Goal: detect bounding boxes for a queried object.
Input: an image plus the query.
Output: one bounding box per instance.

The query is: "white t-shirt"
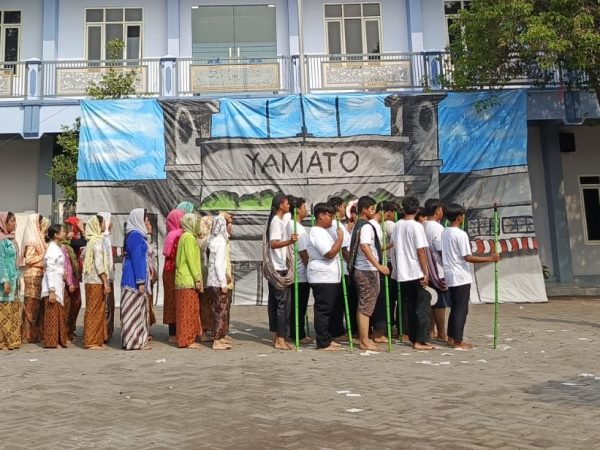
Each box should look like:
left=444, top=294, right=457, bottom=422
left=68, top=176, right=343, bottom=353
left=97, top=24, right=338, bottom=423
left=286, top=220, right=308, bottom=283
left=423, top=220, right=445, bottom=277
left=392, top=219, right=428, bottom=282
left=328, top=219, right=351, bottom=275
left=307, top=226, right=341, bottom=284
left=269, top=215, right=288, bottom=271
left=441, top=227, right=473, bottom=287
left=354, top=222, right=379, bottom=271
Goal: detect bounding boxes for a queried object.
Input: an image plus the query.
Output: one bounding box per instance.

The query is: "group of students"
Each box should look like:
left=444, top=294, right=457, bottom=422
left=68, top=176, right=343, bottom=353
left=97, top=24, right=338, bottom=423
left=0, top=202, right=235, bottom=352
left=264, top=194, right=499, bottom=352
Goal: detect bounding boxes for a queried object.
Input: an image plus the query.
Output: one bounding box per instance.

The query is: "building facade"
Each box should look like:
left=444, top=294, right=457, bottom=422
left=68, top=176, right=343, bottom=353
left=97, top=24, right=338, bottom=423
left=0, top=0, right=598, bottom=293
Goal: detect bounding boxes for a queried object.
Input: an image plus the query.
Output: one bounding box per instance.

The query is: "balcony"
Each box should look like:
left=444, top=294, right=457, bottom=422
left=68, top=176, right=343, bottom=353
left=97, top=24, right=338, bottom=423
left=0, top=53, right=575, bottom=100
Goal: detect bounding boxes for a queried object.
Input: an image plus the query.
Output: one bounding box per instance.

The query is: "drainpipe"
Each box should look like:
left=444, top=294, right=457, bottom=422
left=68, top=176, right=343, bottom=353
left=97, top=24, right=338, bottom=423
left=297, top=0, right=306, bottom=94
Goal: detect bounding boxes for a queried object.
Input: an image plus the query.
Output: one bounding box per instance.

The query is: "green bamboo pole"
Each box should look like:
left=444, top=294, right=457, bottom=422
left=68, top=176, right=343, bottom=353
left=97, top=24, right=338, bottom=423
left=293, top=209, right=300, bottom=351
left=493, top=203, right=500, bottom=349
left=336, top=218, right=354, bottom=352
left=380, top=211, right=393, bottom=352
left=394, top=211, right=403, bottom=342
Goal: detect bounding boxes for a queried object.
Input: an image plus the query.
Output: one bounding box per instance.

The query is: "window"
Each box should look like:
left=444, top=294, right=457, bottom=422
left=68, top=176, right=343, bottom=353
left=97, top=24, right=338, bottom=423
left=85, top=8, right=143, bottom=60
left=502, top=216, right=535, bottom=234
left=580, top=176, right=600, bottom=243
left=324, top=3, right=382, bottom=55
left=444, top=1, right=471, bottom=47
left=0, top=10, right=21, bottom=71
left=467, top=218, right=492, bottom=237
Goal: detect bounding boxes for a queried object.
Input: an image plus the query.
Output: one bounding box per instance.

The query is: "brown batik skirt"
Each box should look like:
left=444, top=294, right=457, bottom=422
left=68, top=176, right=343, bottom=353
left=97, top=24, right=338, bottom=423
left=21, top=275, right=43, bottom=343
left=175, top=288, right=200, bottom=348
left=0, top=301, right=21, bottom=350
left=162, top=270, right=176, bottom=325
left=43, top=298, right=69, bottom=348
left=206, top=287, right=229, bottom=340
left=83, top=284, right=108, bottom=348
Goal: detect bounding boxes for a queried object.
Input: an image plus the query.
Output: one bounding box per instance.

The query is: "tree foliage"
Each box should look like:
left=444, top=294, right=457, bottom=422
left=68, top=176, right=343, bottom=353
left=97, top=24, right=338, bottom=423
left=49, top=38, right=138, bottom=202
left=444, top=0, right=600, bottom=103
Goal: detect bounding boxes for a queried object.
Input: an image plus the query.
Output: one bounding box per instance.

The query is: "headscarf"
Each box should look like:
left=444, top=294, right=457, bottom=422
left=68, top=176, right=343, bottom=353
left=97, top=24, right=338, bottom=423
left=0, top=211, right=21, bottom=266
left=208, top=216, right=228, bottom=252
left=64, top=216, right=81, bottom=239
left=126, top=208, right=147, bottom=236
left=97, top=212, right=114, bottom=271
left=177, top=201, right=195, bottom=214
left=163, top=209, right=185, bottom=257
left=83, top=215, right=109, bottom=276
left=181, top=213, right=201, bottom=237
left=200, top=215, right=213, bottom=240
left=21, top=213, right=46, bottom=258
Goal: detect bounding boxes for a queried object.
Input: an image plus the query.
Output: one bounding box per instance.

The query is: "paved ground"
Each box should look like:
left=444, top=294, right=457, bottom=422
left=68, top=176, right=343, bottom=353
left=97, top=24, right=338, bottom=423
left=1, top=298, right=600, bottom=449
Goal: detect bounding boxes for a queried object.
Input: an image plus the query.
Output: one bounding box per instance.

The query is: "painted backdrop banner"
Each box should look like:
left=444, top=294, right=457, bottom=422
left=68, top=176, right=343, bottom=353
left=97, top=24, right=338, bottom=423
left=77, top=91, right=547, bottom=305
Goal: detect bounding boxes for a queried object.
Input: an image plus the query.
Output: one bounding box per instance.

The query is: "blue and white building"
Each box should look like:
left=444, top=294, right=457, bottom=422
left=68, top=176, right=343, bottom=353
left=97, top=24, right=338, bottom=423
left=0, top=0, right=598, bottom=293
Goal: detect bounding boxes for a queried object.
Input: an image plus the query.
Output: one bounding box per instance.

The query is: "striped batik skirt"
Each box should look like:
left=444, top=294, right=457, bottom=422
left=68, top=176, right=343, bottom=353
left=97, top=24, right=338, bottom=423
left=0, top=301, right=21, bottom=350
left=120, top=289, right=149, bottom=350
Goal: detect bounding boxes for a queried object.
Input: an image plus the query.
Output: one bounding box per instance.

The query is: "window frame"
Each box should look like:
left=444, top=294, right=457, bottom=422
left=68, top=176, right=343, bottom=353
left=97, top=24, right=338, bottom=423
left=444, top=0, right=471, bottom=47
left=0, top=9, right=22, bottom=72
left=579, top=175, right=600, bottom=245
left=84, top=7, right=144, bottom=61
left=323, top=3, right=383, bottom=56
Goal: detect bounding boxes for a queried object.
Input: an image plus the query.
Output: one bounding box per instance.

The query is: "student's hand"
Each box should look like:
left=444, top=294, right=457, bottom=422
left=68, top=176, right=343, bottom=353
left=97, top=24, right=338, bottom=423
left=104, top=283, right=112, bottom=295
left=138, top=284, right=146, bottom=295
left=378, top=265, right=390, bottom=276
left=49, top=291, right=57, bottom=304
left=221, top=286, right=228, bottom=294
left=3, top=282, right=11, bottom=295
left=290, top=234, right=299, bottom=244
left=420, top=275, right=429, bottom=287
left=68, top=285, right=76, bottom=294
left=490, top=253, right=500, bottom=263
left=195, top=281, right=204, bottom=293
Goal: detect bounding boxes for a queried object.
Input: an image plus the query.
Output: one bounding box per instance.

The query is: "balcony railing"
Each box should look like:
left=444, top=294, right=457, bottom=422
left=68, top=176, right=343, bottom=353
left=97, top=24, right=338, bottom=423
left=0, top=53, right=579, bottom=100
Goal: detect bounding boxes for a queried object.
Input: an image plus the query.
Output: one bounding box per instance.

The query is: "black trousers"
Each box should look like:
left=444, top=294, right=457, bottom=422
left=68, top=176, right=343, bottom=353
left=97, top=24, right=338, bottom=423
left=372, top=276, right=397, bottom=333
left=343, top=274, right=359, bottom=336
left=268, top=276, right=291, bottom=338
left=447, top=283, right=471, bottom=342
left=290, top=282, right=311, bottom=340
left=400, top=279, right=430, bottom=344
left=330, top=280, right=346, bottom=338
left=312, top=283, right=339, bottom=349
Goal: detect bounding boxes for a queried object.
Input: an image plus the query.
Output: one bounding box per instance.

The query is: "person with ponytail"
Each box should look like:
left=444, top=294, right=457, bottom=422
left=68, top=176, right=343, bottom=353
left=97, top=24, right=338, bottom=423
left=82, top=215, right=110, bottom=350
left=41, top=224, right=69, bottom=348
left=121, top=208, right=152, bottom=350
left=0, top=212, right=21, bottom=350
left=263, top=192, right=297, bottom=351
left=21, top=213, right=50, bottom=343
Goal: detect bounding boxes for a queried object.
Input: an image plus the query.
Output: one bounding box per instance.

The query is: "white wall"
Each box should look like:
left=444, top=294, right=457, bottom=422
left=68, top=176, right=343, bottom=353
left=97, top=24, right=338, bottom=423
left=302, top=0, right=408, bottom=54
left=179, top=0, right=290, bottom=57
left=527, top=126, right=554, bottom=276
left=1, top=0, right=43, bottom=60
left=0, top=139, right=40, bottom=213
left=422, top=0, right=446, bottom=51
left=57, top=0, right=167, bottom=59
left=560, top=125, right=600, bottom=277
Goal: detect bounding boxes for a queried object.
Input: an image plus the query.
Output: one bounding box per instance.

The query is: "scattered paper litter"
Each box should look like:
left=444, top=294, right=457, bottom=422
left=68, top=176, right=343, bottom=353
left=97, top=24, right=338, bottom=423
left=460, top=361, right=469, bottom=364
left=415, top=360, right=439, bottom=366
left=477, top=359, right=488, bottom=363
left=439, top=361, right=451, bottom=365
left=257, top=354, right=268, bottom=357
left=441, top=352, right=454, bottom=356
left=560, top=329, right=569, bottom=332
left=545, top=330, right=556, bottom=333
left=541, top=350, right=546, bottom=354
left=28, top=359, right=38, bottom=362
left=345, top=408, right=363, bottom=413
left=244, top=328, right=254, bottom=332
left=336, top=390, right=351, bottom=394
left=125, top=395, right=131, bottom=399
left=485, top=335, right=494, bottom=338
left=577, top=338, right=591, bottom=341
left=519, top=306, right=524, bottom=309
left=346, top=393, right=362, bottom=397
left=169, top=386, right=173, bottom=390
left=359, top=350, right=380, bottom=356
left=400, top=352, right=411, bottom=356
left=155, top=358, right=166, bottom=363
left=504, top=338, right=514, bottom=342
left=228, top=330, right=239, bottom=335
left=580, top=374, right=595, bottom=378
left=498, top=345, right=512, bottom=352
left=561, top=382, right=578, bottom=386
left=595, top=377, right=600, bottom=381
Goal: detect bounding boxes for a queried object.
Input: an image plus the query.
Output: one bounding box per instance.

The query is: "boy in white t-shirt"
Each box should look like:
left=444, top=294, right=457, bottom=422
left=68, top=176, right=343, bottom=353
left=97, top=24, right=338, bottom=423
left=391, top=196, right=433, bottom=350
left=306, top=203, right=344, bottom=350
left=286, top=196, right=313, bottom=345
left=441, top=203, right=500, bottom=350
left=423, top=198, right=450, bottom=342
left=326, top=196, right=349, bottom=340
left=266, top=193, right=298, bottom=351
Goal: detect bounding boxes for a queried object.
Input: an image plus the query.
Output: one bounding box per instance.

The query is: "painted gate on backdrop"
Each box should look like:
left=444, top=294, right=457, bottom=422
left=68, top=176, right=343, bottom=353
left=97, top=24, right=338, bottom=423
left=76, top=91, right=547, bottom=305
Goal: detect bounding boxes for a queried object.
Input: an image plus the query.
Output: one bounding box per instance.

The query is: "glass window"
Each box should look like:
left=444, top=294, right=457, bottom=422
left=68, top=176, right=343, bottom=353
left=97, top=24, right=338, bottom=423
left=0, top=10, right=20, bottom=64
left=322, top=3, right=382, bottom=55
left=365, top=20, right=380, bottom=53
left=344, top=4, right=362, bottom=17
left=324, top=4, right=342, bottom=18
left=3, top=11, right=21, bottom=24
left=327, top=21, right=342, bottom=54
left=85, top=8, right=143, bottom=60
left=4, top=28, right=18, bottom=61
left=363, top=4, right=380, bottom=16
left=580, top=177, right=600, bottom=242
left=445, top=1, right=471, bottom=45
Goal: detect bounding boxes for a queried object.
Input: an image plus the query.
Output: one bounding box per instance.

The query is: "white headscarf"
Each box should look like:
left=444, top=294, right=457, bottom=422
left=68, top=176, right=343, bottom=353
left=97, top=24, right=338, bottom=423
left=126, top=208, right=147, bottom=236
left=208, top=215, right=228, bottom=253
left=97, top=212, right=114, bottom=270
left=21, top=213, right=46, bottom=258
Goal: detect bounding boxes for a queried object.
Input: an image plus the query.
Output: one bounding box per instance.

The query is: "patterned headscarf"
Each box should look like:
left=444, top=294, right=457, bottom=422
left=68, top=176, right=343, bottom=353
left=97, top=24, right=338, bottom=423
left=208, top=216, right=228, bottom=253
left=181, top=213, right=201, bottom=237
left=21, top=213, right=46, bottom=258
left=126, top=208, right=147, bottom=236
left=177, top=201, right=195, bottom=214
left=163, top=209, right=185, bottom=257
left=199, top=215, right=213, bottom=240
left=0, top=211, right=21, bottom=266
left=84, top=215, right=109, bottom=277
left=97, top=212, right=114, bottom=271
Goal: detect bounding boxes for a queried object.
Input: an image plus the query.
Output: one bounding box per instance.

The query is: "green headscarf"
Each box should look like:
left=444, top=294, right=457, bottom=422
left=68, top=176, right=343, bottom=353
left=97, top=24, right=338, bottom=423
left=177, top=201, right=195, bottom=214
left=181, top=213, right=201, bottom=237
